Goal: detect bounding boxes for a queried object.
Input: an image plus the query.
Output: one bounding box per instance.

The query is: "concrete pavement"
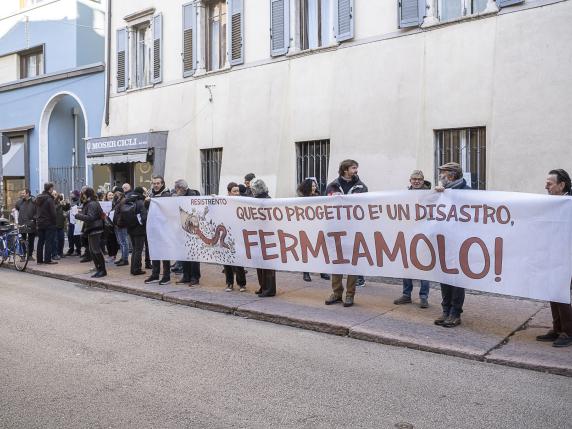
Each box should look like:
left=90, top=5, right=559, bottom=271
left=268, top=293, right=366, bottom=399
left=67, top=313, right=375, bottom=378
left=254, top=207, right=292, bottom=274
left=4, top=256, right=571, bottom=377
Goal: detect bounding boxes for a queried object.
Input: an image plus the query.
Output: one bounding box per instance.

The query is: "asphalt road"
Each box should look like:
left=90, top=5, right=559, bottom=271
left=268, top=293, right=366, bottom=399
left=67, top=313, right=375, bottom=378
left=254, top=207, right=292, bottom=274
left=1, top=270, right=570, bottom=429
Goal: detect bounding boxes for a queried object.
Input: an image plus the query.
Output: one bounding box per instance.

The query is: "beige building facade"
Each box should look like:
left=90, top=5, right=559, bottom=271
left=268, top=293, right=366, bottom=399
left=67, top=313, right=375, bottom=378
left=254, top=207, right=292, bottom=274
left=102, top=0, right=572, bottom=196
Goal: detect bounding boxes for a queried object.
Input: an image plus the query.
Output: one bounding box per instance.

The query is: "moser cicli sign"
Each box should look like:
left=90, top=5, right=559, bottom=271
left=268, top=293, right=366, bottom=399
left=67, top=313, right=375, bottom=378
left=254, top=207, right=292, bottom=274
left=148, top=190, right=572, bottom=304
left=86, top=133, right=149, bottom=155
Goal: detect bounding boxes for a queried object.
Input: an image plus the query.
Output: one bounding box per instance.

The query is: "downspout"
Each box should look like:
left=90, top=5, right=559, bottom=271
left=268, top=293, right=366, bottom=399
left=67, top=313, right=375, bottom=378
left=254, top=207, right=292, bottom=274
left=104, top=0, right=111, bottom=126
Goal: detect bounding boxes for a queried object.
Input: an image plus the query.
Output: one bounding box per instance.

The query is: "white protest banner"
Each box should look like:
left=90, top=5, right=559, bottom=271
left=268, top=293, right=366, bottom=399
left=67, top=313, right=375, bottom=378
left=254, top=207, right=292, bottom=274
left=147, top=191, right=572, bottom=303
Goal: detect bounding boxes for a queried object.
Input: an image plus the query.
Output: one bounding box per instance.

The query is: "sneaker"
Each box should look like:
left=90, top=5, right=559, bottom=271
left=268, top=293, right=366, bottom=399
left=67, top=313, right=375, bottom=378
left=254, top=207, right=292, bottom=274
left=144, top=276, right=159, bottom=284
left=552, top=333, right=572, bottom=347
left=419, top=298, right=429, bottom=309
left=52, top=255, right=60, bottom=261
left=225, top=284, right=233, bottom=292
left=356, top=277, right=366, bottom=287
left=434, top=314, right=448, bottom=326
left=189, top=279, right=199, bottom=286
left=159, top=278, right=171, bottom=285
left=239, top=286, right=247, bottom=292
left=394, top=295, right=412, bottom=305
left=536, top=330, right=559, bottom=342
left=303, top=272, right=311, bottom=282
left=325, top=294, right=343, bottom=305
left=443, top=316, right=462, bottom=328
left=320, top=273, right=331, bottom=280
left=343, top=296, right=354, bottom=307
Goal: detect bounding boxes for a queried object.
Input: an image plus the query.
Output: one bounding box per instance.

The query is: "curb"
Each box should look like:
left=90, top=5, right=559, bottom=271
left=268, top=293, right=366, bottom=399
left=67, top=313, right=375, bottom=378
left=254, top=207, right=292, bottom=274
left=20, top=266, right=572, bottom=378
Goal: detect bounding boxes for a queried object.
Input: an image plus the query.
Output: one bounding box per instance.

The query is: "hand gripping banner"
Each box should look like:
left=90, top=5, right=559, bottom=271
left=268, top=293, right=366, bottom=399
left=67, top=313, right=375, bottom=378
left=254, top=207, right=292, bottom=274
left=147, top=191, right=572, bottom=303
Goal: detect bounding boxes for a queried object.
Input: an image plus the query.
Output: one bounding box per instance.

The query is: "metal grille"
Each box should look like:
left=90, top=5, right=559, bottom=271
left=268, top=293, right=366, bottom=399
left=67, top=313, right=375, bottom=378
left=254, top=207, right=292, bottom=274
left=435, top=127, right=486, bottom=190
left=231, top=12, right=242, bottom=61
left=48, top=166, right=86, bottom=199
left=201, top=148, right=223, bottom=195
left=183, top=29, right=193, bottom=72
left=296, top=140, right=330, bottom=195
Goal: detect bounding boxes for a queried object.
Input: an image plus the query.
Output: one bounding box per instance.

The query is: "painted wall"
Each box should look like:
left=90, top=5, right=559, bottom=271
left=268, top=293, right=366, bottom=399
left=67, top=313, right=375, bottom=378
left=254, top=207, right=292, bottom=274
left=0, top=53, right=18, bottom=82
left=105, top=0, right=572, bottom=196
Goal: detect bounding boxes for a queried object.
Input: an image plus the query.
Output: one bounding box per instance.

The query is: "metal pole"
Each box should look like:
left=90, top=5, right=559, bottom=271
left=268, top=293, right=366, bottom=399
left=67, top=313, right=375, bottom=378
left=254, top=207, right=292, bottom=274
left=0, top=134, right=4, bottom=218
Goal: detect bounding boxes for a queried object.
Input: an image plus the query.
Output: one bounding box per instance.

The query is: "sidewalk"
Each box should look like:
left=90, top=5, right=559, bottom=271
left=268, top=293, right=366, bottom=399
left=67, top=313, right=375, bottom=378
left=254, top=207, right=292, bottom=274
left=9, top=257, right=572, bottom=377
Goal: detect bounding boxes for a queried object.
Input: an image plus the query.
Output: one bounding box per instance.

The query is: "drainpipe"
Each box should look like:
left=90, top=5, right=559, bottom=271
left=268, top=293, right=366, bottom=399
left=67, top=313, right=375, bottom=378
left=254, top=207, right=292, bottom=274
left=0, top=134, right=4, bottom=218
left=104, top=0, right=111, bottom=126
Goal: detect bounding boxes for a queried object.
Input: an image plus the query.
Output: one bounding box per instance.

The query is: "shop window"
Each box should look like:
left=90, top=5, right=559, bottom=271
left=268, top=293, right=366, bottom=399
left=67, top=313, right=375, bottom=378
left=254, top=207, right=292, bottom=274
left=206, top=0, right=228, bottom=71
left=19, top=47, right=44, bottom=79
left=296, top=139, right=330, bottom=195
left=299, top=0, right=335, bottom=50
left=201, top=148, right=223, bottom=195
left=435, top=127, right=486, bottom=190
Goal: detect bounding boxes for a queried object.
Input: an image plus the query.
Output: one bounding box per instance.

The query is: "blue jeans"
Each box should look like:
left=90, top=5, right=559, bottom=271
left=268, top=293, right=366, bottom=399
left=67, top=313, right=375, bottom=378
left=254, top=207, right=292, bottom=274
left=115, top=227, right=129, bottom=262
left=402, top=278, right=430, bottom=299
left=37, top=226, right=56, bottom=263
left=53, top=228, right=65, bottom=257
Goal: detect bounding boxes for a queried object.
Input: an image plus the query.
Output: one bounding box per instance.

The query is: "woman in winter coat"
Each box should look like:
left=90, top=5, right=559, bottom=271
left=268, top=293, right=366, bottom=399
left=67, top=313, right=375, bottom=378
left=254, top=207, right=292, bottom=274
left=251, top=178, right=276, bottom=297
left=297, top=178, right=330, bottom=283
left=75, top=187, right=106, bottom=278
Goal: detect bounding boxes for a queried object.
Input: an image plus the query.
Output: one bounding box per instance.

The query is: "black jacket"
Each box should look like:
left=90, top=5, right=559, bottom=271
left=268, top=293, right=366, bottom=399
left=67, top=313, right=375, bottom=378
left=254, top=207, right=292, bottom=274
left=75, top=200, right=104, bottom=235
left=15, top=197, right=37, bottom=232
left=125, top=193, right=148, bottom=236
left=182, top=188, right=200, bottom=197
left=145, top=186, right=171, bottom=210
left=408, top=180, right=432, bottom=190
left=35, top=191, right=56, bottom=230
left=326, top=175, right=368, bottom=195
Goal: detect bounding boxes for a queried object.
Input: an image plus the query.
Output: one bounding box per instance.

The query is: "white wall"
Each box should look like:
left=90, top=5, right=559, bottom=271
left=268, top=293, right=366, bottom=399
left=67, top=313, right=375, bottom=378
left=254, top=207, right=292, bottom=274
left=105, top=0, right=572, bottom=196
left=0, top=53, right=18, bottom=82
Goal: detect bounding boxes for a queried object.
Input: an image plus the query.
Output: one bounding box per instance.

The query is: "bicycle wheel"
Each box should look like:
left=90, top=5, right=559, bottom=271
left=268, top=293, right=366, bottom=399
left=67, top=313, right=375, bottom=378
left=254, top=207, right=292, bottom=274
left=11, top=237, right=29, bottom=271
left=0, top=238, right=7, bottom=267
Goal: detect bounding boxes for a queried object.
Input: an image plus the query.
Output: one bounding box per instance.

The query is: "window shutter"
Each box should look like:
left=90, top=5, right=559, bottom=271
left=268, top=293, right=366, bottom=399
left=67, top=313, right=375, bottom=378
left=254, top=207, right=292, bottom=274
left=228, top=0, right=244, bottom=66
left=270, top=0, right=289, bottom=57
left=152, top=13, right=162, bottom=84
left=496, top=0, right=524, bottom=7
left=116, top=27, right=128, bottom=92
left=182, top=2, right=197, bottom=77
left=335, top=0, right=354, bottom=42
left=398, top=0, right=425, bottom=28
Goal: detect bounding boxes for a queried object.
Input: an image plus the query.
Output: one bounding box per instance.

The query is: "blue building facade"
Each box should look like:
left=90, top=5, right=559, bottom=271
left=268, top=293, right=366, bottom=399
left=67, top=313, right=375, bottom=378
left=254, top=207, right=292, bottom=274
left=0, top=0, right=105, bottom=214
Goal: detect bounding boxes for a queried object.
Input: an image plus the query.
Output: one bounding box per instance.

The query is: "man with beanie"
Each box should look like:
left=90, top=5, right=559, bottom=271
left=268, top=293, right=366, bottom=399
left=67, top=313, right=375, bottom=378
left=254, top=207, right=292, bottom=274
left=123, top=186, right=147, bottom=275
left=35, top=182, right=58, bottom=265
left=434, top=162, right=470, bottom=328
left=145, top=176, right=172, bottom=285
left=15, top=189, right=37, bottom=260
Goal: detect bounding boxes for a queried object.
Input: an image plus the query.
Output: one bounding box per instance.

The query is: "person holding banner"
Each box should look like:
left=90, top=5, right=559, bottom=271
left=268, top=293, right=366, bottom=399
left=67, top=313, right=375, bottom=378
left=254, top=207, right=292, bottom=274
left=122, top=187, right=148, bottom=276
left=251, top=178, right=277, bottom=297
left=536, top=169, right=572, bottom=347
left=223, top=182, right=247, bottom=292
left=325, top=159, right=368, bottom=307
left=145, top=176, right=172, bottom=285
left=434, top=162, right=470, bottom=328
left=394, top=170, right=432, bottom=308
left=74, top=188, right=106, bottom=278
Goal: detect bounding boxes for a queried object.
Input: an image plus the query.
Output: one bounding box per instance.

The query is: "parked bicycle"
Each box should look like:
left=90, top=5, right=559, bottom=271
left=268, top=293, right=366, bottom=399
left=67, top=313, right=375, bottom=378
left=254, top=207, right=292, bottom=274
left=0, top=218, right=29, bottom=272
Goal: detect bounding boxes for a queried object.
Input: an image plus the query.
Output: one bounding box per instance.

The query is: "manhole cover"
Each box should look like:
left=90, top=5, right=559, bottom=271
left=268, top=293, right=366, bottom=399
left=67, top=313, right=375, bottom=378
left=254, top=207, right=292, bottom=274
left=395, top=423, right=414, bottom=429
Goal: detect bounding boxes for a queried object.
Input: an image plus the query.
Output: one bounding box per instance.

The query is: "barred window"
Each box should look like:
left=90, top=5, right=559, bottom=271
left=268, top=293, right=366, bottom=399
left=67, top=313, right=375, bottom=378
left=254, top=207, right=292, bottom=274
left=296, top=140, right=330, bottom=195
left=435, top=127, right=486, bottom=190
left=201, top=148, right=223, bottom=195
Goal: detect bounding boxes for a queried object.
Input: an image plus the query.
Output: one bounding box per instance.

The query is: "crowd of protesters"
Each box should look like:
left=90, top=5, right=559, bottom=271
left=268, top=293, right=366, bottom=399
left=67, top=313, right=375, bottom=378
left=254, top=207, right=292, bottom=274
left=9, top=161, right=572, bottom=347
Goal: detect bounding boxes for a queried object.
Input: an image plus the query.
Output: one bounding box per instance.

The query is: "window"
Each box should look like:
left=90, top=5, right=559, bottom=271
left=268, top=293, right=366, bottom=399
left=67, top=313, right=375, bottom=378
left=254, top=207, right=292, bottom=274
left=132, top=21, right=152, bottom=87
left=435, top=128, right=486, bottom=190
left=296, top=140, right=330, bottom=195
left=438, top=0, right=489, bottom=21
left=19, top=47, right=43, bottom=79
left=299, top=0, right=334, bottom=50
left=201, top=148, right=223, bottom=195
left=206, top=0, right=227, bottom=71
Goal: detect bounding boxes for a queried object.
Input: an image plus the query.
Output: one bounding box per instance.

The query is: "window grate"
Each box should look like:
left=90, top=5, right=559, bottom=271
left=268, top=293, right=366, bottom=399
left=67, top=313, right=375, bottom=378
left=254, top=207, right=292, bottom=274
left=296, top=140, right=330, bottom=195
left=201, top=148, right=223, bottom=195
left=435, top=127, right=486, bottom=190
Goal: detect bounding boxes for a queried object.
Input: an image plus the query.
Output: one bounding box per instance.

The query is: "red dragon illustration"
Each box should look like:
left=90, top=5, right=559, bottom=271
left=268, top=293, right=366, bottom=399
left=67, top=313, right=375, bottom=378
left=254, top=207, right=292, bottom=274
left=179, top=207, right=230, bottom=249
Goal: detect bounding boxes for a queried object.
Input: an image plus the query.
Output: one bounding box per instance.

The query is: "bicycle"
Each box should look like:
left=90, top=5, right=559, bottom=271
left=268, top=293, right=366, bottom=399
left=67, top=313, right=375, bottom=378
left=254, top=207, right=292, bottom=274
left=0, top=221, right=29, bottom=272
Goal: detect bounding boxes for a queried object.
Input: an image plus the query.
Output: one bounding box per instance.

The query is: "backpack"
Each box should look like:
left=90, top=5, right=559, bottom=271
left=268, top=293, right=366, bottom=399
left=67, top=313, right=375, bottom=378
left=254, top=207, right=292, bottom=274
left=120, top=200, right=139, bottom=227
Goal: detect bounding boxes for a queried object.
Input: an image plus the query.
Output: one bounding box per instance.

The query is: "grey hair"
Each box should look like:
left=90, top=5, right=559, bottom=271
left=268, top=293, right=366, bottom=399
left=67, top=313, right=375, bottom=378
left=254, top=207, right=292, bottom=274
left=174, top=179, right=188, bottom=190
left=250, top=178, right=268, bottom=196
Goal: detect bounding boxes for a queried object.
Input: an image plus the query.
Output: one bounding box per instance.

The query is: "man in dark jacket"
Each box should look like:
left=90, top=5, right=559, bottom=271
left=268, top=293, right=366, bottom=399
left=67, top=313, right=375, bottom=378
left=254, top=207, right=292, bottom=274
left=173, top=179, right=202, bottom=285
left=124, top=187, right=147, bottom=275
left=145, top=176, right=172, bottom=285
left=15, top=189, right=36, bottom=260
left=250, top=178, right=276, bottom=297
left=434, top=162, right=471, bottom=328
left=394, top=170, right=432, bottom=308
left=325, top=159, right=368, bottom=307
left=35, top=182, right=57, bottom=264
left=536, top=169, right=572, bottom=347
left=243, top=173, right=255, bottom=197
left=112, top=187, right=129, bottom=266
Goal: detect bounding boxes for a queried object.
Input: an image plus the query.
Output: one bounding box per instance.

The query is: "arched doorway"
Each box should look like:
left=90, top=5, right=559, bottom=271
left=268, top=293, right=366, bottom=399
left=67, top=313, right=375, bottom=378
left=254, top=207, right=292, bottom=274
left=38, top=91, right=89, bottom=197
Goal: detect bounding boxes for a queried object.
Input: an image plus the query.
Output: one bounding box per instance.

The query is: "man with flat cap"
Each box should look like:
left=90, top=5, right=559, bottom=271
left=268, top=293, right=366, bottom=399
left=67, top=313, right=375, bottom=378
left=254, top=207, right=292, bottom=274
left=434, top=162, right=470, bottom=328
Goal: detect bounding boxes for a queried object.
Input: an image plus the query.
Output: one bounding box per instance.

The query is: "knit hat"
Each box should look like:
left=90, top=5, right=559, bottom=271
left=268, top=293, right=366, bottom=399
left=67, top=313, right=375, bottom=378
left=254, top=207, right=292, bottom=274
left=71, top=190, right=80, bottom=198
left=133, top=186, right=145, bottom=195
